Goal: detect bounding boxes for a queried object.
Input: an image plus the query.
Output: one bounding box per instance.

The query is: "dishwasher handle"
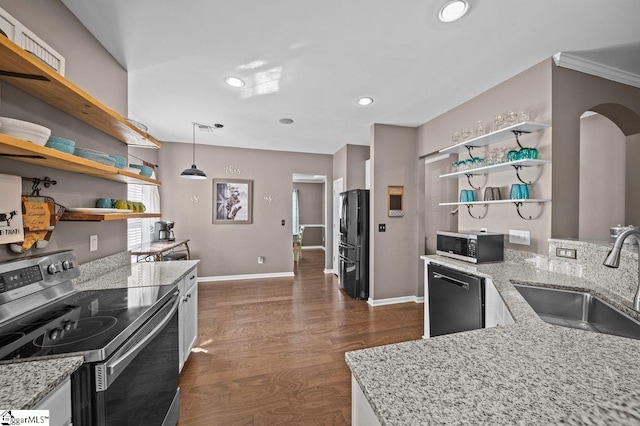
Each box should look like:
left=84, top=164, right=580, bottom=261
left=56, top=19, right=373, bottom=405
left=433, top=273, right=470, bottom=290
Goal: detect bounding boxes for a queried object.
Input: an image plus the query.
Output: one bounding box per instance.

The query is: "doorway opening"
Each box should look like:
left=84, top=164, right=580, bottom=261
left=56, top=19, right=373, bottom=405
left=292, top=174, right=327, bottom=273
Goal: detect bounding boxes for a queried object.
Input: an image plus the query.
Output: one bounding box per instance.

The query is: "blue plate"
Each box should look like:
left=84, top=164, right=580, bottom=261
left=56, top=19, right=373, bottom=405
left=129, top=164, right=153, bottom=177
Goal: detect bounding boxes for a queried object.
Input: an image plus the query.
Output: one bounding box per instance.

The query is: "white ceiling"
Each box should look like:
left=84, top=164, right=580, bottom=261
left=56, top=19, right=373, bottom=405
left=61, top=0, right=640, bottom=155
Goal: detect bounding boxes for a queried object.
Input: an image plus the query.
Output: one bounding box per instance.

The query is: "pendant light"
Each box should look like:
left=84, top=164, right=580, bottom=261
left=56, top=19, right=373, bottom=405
left=180, top=122, right=222, bottom=179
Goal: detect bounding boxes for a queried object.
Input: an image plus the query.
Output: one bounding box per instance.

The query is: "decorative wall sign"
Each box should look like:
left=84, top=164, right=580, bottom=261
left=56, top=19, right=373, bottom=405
left=264, top=196, right=274, bottom=203
left=225, top=165, right=243, bottom=175
left=213, top=178, right=253, bottom=224
left=0, top=173, right=24, bottom=244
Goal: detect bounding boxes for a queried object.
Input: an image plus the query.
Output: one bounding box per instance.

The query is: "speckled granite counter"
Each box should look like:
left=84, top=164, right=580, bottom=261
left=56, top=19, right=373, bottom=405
left=73, top=259, right=200, bottom=291
left=0, top=356, right=83, bottom=409
left=0, top=257, right=199, bottom=410
left=346, top=256, right=640, bottom=425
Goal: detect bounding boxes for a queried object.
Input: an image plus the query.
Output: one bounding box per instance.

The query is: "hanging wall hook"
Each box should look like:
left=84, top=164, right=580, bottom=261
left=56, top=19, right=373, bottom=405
left=23, top=176, right=57, bottom=196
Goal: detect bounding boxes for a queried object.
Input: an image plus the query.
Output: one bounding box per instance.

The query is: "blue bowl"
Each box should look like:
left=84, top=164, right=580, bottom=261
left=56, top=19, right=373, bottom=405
left=129, top=164, right=153, bottom=177
left=108, top=155, right=127, bottom=169
left=45, top=140, right=75, bottom=154
left=47, top=136, right=76, bottom=147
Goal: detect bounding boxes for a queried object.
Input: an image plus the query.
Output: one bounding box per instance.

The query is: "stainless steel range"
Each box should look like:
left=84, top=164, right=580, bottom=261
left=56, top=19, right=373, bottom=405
left=0, top=250, right=180, bottom=426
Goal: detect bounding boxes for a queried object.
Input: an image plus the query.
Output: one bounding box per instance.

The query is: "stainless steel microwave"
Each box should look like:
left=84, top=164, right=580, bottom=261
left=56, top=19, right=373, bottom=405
left=436, top=231, right=504, bottom=263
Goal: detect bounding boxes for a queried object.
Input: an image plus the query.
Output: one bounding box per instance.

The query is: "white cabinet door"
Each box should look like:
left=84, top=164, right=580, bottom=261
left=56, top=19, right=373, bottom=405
left=182, top=281, right=198, bottom=364
left=485, top=278, right=514, bottom=327
left=179, top=267, right=198, bottom=372
left=34, top=378, right=71, bottom=426
left=351, top=375, right=382, bottom=426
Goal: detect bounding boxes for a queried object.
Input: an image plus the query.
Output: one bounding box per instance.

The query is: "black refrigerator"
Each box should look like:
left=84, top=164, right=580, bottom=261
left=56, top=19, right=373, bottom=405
left=339, top=189, right=369, bottom=300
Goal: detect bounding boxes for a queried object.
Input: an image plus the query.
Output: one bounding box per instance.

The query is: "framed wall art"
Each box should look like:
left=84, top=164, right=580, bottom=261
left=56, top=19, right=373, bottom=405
left=213, top=178, right=253, bottom=224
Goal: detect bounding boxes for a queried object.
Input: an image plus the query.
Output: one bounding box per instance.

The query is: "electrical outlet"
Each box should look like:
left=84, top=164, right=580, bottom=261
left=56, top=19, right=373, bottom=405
left=379, top=224, right=386, bottom=232
left=258, top=256, right=265, bottom=264
left=508, top=230, right=530, bottom=245
left=556, top=248, right=577, bottom=259
left=282, top=219, right=285, bottom=226
left=90, top=235, right=98, bottom=252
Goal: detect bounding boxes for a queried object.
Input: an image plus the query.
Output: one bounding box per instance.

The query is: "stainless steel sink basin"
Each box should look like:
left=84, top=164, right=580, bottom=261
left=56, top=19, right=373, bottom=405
left=514, top=284, right=640, bottom=340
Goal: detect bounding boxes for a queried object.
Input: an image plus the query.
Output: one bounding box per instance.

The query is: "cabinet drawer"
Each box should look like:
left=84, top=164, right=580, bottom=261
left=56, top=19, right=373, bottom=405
left=183, top=268, right=198, bottom=293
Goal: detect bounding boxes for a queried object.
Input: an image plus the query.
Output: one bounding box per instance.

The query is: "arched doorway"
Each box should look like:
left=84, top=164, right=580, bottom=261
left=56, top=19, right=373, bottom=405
left=578, top=103, right=640, bottom=241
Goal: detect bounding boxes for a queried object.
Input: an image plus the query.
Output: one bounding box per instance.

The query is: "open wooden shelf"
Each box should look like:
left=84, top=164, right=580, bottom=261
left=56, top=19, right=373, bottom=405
left=0, top=134, right=161, bottom=185
left=0, top=37, right=160, bottom=148
left=61, top=212, right=161, bottom=222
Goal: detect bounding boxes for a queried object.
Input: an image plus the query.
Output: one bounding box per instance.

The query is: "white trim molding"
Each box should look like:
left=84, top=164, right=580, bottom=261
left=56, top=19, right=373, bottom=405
left=367, top=295, right=424, bottom=306
left=302, top=245, right=325, bottom=250
left=323, top=268, right=335, bottom=274
left=199, top=272, right=295, bottom=282
left=553, top=52, right=640, bottom=89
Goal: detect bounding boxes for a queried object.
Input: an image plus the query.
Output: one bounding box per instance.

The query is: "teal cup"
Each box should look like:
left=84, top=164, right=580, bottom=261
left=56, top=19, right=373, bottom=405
left=519, top=184, right=529, bottom=199
left=96, top=198, right=114, bottom=208
left=510, top=184, right=522, bottom=200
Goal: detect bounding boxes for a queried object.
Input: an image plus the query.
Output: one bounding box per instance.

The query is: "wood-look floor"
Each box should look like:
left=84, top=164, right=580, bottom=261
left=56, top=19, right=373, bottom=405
left=178, top=249, right=424, bottom=425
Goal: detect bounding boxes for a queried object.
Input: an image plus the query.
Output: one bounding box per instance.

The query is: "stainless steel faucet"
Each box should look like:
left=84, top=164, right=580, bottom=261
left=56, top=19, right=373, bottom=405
left=604, top=228, right=640, bottom=311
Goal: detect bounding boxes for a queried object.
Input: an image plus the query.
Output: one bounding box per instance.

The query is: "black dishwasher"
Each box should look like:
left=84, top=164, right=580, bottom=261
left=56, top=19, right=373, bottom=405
left=428, top=264, right=485, bottom=337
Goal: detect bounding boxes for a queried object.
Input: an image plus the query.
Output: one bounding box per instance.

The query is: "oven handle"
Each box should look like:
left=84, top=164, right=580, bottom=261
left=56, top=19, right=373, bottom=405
left=103, top=291, right=180, bottom=385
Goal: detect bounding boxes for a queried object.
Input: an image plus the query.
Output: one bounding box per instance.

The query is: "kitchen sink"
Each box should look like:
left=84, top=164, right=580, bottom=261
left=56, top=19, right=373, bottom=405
left=514, top=284, right=640, bottom=340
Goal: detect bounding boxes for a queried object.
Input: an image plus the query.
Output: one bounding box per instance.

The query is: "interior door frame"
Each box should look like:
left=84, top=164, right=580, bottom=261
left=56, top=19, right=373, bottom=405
left=333, top=178, right=343, bottom=276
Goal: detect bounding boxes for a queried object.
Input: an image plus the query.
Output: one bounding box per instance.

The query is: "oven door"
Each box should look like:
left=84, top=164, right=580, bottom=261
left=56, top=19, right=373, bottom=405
left=73, top=291, right=180, bottom=426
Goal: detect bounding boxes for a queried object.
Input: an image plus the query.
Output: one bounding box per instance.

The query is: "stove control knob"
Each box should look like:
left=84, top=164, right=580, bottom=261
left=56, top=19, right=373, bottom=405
left=63, top=321, right=73, bottom=331
left=47, top=263, right=60, bottom=274
left=62, top=260, right=71, bottom=270
left=49, top=328, right=61, bottom=340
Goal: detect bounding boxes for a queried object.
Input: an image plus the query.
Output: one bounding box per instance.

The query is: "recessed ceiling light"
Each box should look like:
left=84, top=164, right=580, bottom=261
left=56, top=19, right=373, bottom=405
left=438, top=0, right=469, bottom=23
left=224, top=76, right=245, bottom=88
left=356, top=97, right=374, bottom=106
left=279, top=118, right=294, bottom=124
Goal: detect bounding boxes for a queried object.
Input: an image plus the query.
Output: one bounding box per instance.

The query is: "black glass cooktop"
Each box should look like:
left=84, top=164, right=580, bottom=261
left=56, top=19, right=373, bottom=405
left=0, top=285, right=176, bottom=361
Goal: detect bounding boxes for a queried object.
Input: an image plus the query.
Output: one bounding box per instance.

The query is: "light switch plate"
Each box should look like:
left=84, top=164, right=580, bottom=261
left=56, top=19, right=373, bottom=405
left=90, top=235, right=98, bottom=252
left=509, top=230, right=530, bottom=245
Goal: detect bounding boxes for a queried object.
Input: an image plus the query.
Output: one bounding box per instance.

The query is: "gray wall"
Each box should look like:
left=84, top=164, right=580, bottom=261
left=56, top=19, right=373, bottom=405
left=551, top=65, right=640, bottom=240
left=294, top=182, right=324, bottom=247
left=0, top=0, right=129, bottom=264
left=579, top=113, right=626, bottom=241
left=418, top=59, right=553, bottom=254
left=370, top=124, right=420, bottom=300
left=158, top=142, right=332, bottom=277
left=626, top=133, right=640, bottom=226
left=332, top=144, right=370, bottom=191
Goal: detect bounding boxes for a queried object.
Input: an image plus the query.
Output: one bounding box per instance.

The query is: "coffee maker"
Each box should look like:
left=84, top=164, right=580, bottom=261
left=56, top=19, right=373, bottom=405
left=154, top=221, right=175, bottom=242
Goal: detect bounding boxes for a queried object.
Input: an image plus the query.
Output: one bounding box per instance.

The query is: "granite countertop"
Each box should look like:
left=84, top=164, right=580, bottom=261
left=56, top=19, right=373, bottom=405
left=74, top=259, right=200, bottom=291
left=0, top=259, right=199, bottom=410
left=0, top=356, right=84, bottom=409
left=346, top=256, right=640, bottom=425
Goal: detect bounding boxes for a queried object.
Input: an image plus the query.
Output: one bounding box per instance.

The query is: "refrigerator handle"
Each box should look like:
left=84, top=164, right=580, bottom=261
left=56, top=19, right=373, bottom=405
left=340, top=195, right=347, bottom=234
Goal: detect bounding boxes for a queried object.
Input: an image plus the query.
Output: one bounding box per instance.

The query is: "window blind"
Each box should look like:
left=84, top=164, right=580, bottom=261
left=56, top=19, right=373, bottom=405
left=127, top=184, right=144, bottom=250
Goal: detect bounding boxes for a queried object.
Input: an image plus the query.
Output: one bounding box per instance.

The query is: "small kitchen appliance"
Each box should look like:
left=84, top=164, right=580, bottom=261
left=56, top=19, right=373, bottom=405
left=436, top=230, right=504, bottom=263
left=155, top=220, right=176, bottom=242
left=0, top=250, right=180, bottom=425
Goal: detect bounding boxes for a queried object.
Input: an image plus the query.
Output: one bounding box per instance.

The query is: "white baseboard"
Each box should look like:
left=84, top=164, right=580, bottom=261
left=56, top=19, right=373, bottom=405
left=323, top=269, right=336, bottom=274
left=199, top=272, right=295, bottom=282
left=367, top=295, right=424, bottom=306
left=302, top=246, right=325, bottom=250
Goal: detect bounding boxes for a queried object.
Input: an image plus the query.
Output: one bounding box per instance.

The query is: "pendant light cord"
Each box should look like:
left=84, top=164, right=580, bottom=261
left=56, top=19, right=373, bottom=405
left=192, top=122, right=196, bottom=164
